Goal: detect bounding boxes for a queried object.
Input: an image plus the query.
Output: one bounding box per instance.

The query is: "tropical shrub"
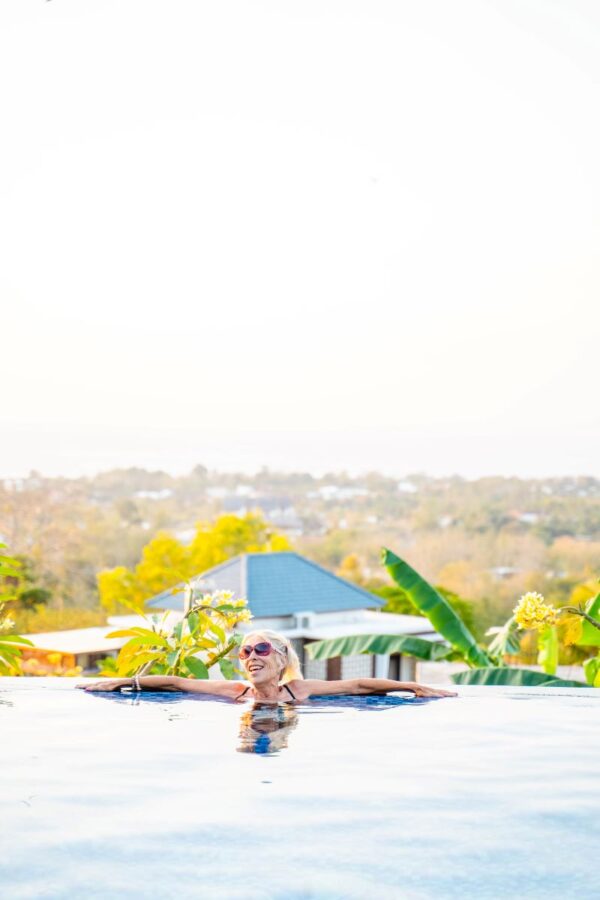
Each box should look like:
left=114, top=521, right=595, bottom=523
left=549, top=592, right=600, bottom=686
left=95, top=655, right=119, bottom=676
left=0, top=544, right=33, bottom=674
left=306, top=547, right=594, bottom=687
left=105, top=582, right=252, bottom=679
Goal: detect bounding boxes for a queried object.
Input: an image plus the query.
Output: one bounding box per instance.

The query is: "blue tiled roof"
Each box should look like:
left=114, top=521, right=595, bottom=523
left=146, top=552, right=383, bottom=617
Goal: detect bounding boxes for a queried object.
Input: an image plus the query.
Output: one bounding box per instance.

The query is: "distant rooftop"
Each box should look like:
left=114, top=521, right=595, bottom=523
left=22, top=627, right=127, bottom=655
left=21, top=613, right=183, bottom=655
left=146, top=551, right=384, bottom=618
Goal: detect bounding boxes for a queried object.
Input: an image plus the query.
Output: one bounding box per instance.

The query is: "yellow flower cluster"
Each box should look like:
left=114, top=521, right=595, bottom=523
left=228, top=597, right=252, bottom=622
left=232, top=609, right=252, bottom=623
left=513, top=592, right=558, bottom=630
left=200, top=590, right=253, bottom=627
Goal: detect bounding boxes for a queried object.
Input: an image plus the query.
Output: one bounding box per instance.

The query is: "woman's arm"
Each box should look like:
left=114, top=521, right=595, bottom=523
left=295, top=678, right=457, bottom=699
left=77, top=676, right=245, bottom=699
left=77, top=676, right=179, bottom=692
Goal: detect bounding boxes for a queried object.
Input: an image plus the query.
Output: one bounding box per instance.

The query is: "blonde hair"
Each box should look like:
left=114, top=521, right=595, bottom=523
left=241, top=630, right=303, bottom=683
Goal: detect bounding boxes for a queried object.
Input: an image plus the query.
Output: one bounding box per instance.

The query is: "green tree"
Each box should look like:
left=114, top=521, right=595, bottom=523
left=1, top=554, right=52, bottom=611
left=373, top=583, right=477, bottom=637
left=0, top=544, right=33, bottom=674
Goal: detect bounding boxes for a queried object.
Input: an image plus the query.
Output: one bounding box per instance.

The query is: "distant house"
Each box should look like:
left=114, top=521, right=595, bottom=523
left=147, top=551, right=439, bottom=681
left=20, top=613, right=182, bottom=674
left=309, top=485, right=370, bottom=502
left=489, top=566, right=519, bottom=581
left=220, top=495, right=303, bottom=534
left=21, top=626, right=127, bottom=674
left=134, top=489, right=173, bottom=501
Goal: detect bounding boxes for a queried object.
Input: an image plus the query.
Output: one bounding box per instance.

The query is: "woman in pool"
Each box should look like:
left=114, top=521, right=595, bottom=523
left=79, top=630, right=457, bottom=702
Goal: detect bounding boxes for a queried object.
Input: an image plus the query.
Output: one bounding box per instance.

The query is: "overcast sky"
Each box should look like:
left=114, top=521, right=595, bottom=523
left=1, top=1, right=599, bottom=479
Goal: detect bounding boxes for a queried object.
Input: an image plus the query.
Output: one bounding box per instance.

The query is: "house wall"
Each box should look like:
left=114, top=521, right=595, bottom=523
left=388, top=654, right=417, bottom=681
left=303, top=657, right=327, bottom=679
left=341, top=655, right=373, bottom=679
left=301, top=654, right=373, bottom=680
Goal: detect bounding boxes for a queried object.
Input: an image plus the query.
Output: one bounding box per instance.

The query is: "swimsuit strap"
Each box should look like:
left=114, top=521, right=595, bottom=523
left=238, top=684, right=296, bottom=700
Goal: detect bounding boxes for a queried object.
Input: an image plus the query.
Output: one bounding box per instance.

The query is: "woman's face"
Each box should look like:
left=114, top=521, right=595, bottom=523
left=239, top=636, right=284, bottom=685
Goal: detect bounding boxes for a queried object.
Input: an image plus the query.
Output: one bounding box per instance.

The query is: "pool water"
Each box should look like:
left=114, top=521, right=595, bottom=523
left=2, top=679, right=600, bottom=899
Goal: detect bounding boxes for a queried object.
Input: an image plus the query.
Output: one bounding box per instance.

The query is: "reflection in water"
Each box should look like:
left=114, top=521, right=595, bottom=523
left=80, top=689, right=427, bottom=756
left=237, top=702, right=299, bottom=755
left=309, top=694, right=429, bottom=710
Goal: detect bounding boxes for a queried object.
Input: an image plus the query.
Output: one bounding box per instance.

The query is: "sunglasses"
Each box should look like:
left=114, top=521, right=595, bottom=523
left=239, top=641, right=274, bottom=660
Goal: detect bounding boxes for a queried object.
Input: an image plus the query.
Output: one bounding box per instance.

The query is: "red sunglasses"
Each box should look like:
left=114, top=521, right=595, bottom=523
left=239, top=641, right=274, bottom=660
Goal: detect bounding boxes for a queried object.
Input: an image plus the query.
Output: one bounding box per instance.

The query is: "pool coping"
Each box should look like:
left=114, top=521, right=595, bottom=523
left=2, top=676, right=600, bottom=697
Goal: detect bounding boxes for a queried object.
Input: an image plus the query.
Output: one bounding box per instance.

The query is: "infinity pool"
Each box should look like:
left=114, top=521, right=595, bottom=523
left=2, top=679, right=600, bottom=899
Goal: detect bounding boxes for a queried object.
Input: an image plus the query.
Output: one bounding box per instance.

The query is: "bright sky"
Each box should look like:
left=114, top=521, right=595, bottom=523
left=1, top=1, right=599, bottom=479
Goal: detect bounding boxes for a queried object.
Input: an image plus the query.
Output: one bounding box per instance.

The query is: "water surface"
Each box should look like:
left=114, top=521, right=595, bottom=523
left=2, top=679, right=599, bottom=899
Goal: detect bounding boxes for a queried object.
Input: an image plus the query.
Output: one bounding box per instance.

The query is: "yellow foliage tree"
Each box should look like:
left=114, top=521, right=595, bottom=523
left=336, top=553, right=364, bottom=584
left=98, top=514, right=291, bottom=614
left=569, top=581, right=597, bottom=609
left=436, top=560, right=487, bottom=600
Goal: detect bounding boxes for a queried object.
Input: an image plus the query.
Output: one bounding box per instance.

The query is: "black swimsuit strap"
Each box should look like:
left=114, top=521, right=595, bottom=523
left=238, top=684, right=296, bottom=700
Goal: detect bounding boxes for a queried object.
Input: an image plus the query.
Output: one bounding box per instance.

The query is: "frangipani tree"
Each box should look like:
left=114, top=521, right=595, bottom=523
left=306, top=547, right=596, bottom=688
left=104, top=580, right=253, bottom=680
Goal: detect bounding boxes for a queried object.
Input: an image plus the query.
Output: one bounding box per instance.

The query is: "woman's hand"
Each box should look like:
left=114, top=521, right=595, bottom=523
left=406, top=683, right=458, bottom=698
left=77, top=679, right=131, bottom=692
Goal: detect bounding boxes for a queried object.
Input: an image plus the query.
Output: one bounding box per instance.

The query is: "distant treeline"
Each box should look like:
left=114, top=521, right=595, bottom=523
left=1, top=467, right=599, bottom=640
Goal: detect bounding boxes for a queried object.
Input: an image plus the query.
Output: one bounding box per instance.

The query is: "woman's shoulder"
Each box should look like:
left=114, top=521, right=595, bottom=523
left=234, top=682, right=253, bottom=700
left=285, top=679, right=316, bottom=701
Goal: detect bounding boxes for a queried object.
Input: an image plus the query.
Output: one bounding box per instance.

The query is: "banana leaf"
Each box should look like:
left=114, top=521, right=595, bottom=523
left=451, top=667, right=589, bottom=687
left=306, top=633, right=457, bottom=662
left=382, top=548, right=493, bottom=667
left=486, top=616, right=521, bottom=660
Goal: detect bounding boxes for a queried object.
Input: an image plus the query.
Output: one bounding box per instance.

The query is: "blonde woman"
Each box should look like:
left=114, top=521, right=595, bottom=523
left=78, top=629, right=457, bottom=701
